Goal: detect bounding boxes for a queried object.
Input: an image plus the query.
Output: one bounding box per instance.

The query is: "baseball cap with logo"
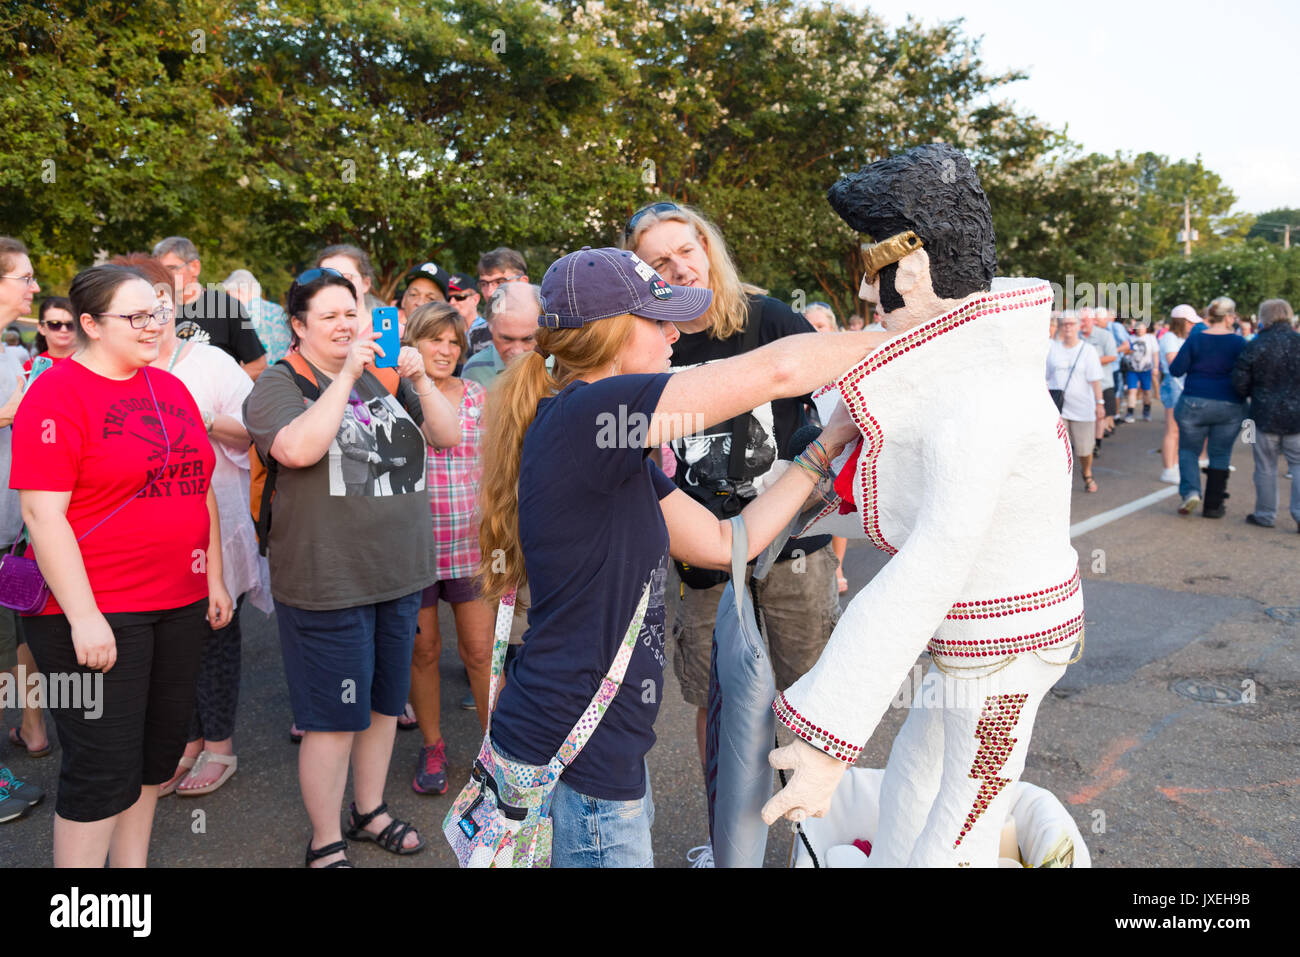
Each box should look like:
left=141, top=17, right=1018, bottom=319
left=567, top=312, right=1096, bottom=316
left=447, top=272, right=478, bottom=295
left=538, top=246, right=712, bottom=328
left=402, top=261, right=452, bottom=298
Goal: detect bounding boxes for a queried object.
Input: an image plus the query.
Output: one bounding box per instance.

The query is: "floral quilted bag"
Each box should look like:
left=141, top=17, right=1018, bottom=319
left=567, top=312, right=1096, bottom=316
left=443, top=581, right=650, bottom=868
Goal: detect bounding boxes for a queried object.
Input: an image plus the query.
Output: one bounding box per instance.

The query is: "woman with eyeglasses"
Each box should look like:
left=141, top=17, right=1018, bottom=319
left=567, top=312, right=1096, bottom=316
left=28, top=296, right=78, bottom=373
left=105, top=254, right=269, bottom=800
left=624, top=204, right=841, bottom=864
left=243, top=267, right=459, bottom=867
left=12, top=264, right=234, bottom=866
left=0, top=237, right=48, bottom=823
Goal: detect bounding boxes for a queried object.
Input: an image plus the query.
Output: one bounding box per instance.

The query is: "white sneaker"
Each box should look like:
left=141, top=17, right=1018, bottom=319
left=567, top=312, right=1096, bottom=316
left=686, top=844, right=715, bottom=868
left=1159, top=467, right=1179, bottom=484
left=1124, top=414, right=1136, bottom=423
left=1179, top=494, right=1201, bottom=515
left=1198, top=457, right=1209, bottom=468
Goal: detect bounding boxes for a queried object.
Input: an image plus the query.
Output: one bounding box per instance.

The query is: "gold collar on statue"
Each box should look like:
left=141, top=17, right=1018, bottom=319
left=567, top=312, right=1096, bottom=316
left=860, top=230, right=924, bottom=283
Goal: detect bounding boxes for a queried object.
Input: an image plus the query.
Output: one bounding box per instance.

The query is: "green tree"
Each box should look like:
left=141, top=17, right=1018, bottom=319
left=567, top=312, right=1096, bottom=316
left=1148, top=241, right=1300, bottom=317
left=1246, top=208, right=1300, bottom=246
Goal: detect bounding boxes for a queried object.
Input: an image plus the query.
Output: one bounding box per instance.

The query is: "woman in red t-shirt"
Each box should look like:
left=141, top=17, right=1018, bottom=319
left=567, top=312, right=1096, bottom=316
left=11, top=264, right=233, bottom=867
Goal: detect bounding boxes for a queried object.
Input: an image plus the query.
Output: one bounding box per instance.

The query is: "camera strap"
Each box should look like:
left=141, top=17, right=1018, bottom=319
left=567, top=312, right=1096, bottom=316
left=725, top=304, right=766, bottom=478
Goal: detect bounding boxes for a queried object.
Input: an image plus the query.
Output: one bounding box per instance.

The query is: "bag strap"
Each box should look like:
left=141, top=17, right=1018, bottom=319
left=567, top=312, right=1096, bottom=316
left=729, top=515, right=748, bottom=620
left=57, top=368, right=172, bottom=548
left=483, top=590, right=518, bottom=730
left=1061, top=343, right=1084, bottom=390
left=725, top=305, right=766, bottom=478
left=549, top=580, right=652, bottom=771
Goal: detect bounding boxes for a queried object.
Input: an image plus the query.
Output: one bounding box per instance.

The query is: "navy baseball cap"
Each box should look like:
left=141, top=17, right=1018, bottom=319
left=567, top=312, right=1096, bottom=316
left=538, top=246, right=712, bottom=329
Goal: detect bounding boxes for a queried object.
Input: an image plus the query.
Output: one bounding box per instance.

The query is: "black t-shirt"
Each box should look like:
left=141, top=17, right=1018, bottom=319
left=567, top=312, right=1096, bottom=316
left=175, top=290, right=267, bottom=365
left=668, top=294, right=830, bottom=558
left=491, top=373, right=675, bottom=800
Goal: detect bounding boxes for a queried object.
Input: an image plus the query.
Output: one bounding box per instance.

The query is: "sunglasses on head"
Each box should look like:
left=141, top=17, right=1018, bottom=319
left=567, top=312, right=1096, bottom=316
left=624, top=201, right=681, bottom=239
left=295, top=267, right=345, bottom=285
left=40, top=320, right=74, bottom=331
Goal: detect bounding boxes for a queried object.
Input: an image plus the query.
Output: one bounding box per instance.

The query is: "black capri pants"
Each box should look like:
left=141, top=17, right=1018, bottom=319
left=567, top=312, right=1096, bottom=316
left=23, top=598, right=206, bottom=823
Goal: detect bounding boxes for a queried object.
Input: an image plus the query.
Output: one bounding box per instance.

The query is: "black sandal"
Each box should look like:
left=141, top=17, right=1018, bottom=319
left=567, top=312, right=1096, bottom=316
left=345, top=801, right=425, bottom=855
left=305, top=839, right=353, bottom=868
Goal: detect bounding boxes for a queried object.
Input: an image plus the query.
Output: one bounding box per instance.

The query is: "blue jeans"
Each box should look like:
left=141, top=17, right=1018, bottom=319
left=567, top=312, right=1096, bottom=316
left=1174, top=395, right=1246, bottom=498
left=550, top=762, right=655, bottom=868
left=1250, top=432, right=1300, bottom=525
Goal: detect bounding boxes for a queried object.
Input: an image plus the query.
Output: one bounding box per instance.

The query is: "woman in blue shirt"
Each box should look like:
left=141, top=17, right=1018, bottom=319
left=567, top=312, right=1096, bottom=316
left=476, top=247, right=880, bottom=867
left=1169, top=297, right=1247, bottom=516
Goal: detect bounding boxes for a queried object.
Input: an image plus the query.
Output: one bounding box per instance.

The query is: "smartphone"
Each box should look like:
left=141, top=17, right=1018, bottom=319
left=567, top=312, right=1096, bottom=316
left=27, top=355, right=54, bottom=384
left=371, top=307, right=400, bottom=369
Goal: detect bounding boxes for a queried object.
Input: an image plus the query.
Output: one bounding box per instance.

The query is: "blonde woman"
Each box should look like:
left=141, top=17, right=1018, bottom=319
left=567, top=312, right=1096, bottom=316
left=401, top=303, right=491, bottom=795
left=475, top=247, right=884, bottom=866
left=624, top=205, right=840, bottom=859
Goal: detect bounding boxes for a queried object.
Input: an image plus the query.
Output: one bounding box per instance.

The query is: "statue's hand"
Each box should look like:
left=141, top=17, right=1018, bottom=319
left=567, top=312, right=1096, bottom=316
left=761, top=739, right=849, bottom=826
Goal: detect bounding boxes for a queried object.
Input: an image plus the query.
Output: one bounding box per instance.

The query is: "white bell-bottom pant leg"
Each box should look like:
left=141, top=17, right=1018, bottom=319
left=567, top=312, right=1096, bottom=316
left=906, top=653, right=1068, bottom=867
left=867, top=666, right=946, bottom=867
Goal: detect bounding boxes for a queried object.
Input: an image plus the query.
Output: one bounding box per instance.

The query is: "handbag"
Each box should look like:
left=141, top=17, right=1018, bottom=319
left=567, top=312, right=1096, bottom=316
left=0, top=369, right=172, bottom=615
left=443, top=580, right=652, bottom=868
left=1049, top=344, right=1085, bottom=412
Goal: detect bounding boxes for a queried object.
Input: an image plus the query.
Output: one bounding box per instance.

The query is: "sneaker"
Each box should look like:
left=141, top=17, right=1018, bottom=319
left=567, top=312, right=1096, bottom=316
left=1123, top=414, right=1136, bottom=424
left=0, top=766, right=43, bottom=823
left=1198, top=457, right=1210, bottom=468
left=1159, top=467, right=1179, bottom=484
left=459, top=690, right=476, bottom=711
left=686, top=843, right=715, bottom=868
left=1245, top=514, right=1273, bottom=528
left=412, top=740, right=448, bottom=795
left=1142, top=412, right=1152, bottom=422
left=1179, top=494, right=1201, bottom=515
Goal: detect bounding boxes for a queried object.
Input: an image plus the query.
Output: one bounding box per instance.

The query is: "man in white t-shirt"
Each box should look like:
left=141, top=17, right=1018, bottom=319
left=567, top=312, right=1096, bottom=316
left=1047, top=312, right=1105, bottom=491
left=1124, top=320, right=1160, bottom=422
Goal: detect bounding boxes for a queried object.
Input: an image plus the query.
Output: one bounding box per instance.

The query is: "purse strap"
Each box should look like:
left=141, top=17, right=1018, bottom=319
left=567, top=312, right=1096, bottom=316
left=483, top=578, right=653, bottom=773
left=729, top=515, right=748, bottom=620
left=10, top=368, right=172, bottom=558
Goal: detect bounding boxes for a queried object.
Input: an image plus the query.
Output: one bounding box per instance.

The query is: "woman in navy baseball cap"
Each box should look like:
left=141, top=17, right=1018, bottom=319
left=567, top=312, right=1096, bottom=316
left=467, top=246, right=885, bottom=867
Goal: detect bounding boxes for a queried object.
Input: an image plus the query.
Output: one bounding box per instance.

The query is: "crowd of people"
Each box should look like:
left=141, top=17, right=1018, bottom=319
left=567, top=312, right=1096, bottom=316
left=1046, top=297, right=1300, bottom=524
left=2, top=210, right=1297, bottom=868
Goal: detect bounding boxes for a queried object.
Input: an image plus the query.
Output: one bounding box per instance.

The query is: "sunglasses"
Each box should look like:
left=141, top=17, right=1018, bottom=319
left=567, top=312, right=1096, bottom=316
left=40, top=320, right=75, bottom=332
left=348, top=390, right=371, bottom=426
left=295, top=267, right=345, bottom=285
left=624, top=201, right=681, bottom=239
left=448, top=291, right=476, bottom=302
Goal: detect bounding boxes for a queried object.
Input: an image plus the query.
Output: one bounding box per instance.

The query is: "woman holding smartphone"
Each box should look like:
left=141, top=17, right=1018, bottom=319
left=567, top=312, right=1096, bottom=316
left=243, top=268, right=459, bottom=867
left=475, top=247, right=884, bottom=867
left=12, top=264, right=233, bottom=866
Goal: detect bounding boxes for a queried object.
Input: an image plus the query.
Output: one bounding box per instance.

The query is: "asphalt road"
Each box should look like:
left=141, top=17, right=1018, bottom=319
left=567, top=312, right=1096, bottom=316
left=2, top=405, right=1297, bottom=868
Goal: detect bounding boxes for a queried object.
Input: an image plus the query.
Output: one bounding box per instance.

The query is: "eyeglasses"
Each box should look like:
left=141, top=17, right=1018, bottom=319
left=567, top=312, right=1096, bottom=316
left=1, top=274, right=38, bottom=287
left=39, top=320, right=74, bottom=332
left=448, top=291, right=476, bottom=302
left=96, top=306, right=173, bottom=329
left=295, top=267, right=346, bottom=286
left=624, top=201, right=681, bottom=239
left=476, top=274, right=522, bottom=293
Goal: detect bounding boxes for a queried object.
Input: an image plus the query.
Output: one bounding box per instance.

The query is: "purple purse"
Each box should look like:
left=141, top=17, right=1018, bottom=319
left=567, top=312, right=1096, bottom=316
left=0, top=537, right=52, bottom=615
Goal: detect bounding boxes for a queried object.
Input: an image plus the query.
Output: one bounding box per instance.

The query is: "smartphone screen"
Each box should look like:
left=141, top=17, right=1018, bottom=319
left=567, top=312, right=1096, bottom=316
left=372, top=307, right=400, bottom=369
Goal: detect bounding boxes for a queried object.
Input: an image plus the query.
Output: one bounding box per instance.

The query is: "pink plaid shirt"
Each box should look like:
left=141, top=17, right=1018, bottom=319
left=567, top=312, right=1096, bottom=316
left=427, top=378, right=486, bottom=581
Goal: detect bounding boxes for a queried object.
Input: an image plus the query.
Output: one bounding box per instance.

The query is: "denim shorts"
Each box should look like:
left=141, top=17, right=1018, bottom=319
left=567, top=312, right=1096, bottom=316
left=492, top=741, right=655, bottom=868
left=275, top=591, right=421, bottom=732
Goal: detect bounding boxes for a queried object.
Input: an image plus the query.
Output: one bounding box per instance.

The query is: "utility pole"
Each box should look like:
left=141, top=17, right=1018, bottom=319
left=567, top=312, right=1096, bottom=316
left=1285, top=224, right=1291, bottom=250
left=1184, top=197, right=1192, bottom=258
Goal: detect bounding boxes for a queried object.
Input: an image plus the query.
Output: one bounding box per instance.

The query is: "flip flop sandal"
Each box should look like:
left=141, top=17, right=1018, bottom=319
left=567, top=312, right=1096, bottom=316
left=158, top=755, right=197, bottom=797
left=396, top=703, right=419, bottom=731
left=345, top=801, right=425, bottom=856
left=8, top=728, right=52, bottom=758
left=176, top=751, right=238, bottom=797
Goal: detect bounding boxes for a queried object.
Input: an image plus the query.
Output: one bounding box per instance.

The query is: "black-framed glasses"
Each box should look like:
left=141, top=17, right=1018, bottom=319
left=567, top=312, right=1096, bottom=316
left=476, top=274, right=522, bottom=292
left=624, top=201, right=681, bottom=239
left=295, top=267, right=345, bottom=285
left=39, top=320, right=74, bottom=331
left=97, top=306, right=172, bottom=329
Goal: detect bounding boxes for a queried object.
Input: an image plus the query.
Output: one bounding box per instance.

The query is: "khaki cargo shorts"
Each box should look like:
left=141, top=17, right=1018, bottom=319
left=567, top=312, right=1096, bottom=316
left=666, top=543, right=840, bottom=707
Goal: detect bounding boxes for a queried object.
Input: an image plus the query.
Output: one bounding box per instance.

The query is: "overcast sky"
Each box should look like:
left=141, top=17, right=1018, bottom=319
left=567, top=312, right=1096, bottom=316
left=859, top=0, right=1297, bottom=221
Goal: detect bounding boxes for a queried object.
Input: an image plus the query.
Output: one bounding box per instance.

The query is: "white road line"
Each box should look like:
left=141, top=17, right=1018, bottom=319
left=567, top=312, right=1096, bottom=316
left=1070, top=485, right=1180, bottom=538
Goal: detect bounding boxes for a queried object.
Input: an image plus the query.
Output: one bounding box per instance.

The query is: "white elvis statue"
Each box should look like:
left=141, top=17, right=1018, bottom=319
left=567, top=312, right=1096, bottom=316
left=762, top=144, right=1084, bottom=867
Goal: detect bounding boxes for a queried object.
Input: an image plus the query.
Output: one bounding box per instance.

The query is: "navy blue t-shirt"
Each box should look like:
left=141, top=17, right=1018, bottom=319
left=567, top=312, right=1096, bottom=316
left=491, top=372, right=676, bottom=801
left=1168, top=330, right=1247, bottom=402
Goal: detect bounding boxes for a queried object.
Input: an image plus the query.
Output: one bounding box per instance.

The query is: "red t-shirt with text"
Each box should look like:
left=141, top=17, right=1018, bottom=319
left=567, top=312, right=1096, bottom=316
left=10, top=358, right=216, bottom=615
